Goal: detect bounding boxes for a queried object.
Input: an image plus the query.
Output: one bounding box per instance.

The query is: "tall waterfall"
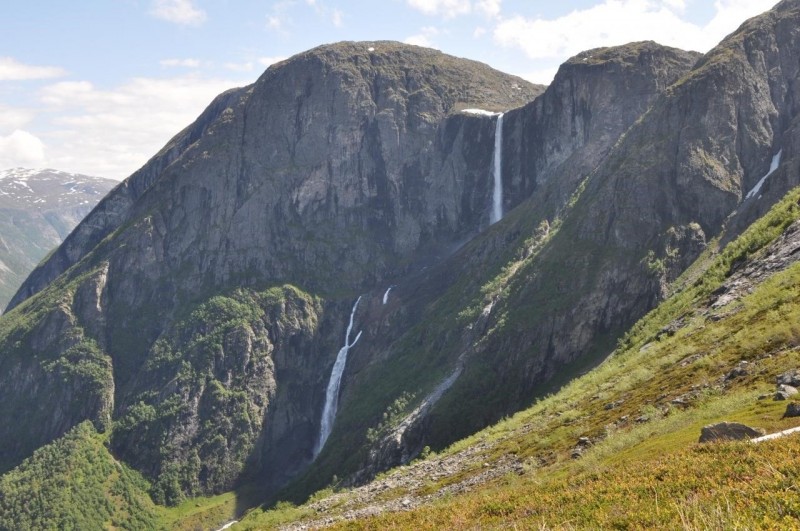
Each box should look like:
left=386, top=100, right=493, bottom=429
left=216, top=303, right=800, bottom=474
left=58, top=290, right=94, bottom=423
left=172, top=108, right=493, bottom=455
left=490, top=113, right=505, bottom=224
left=315, top=296, right=363, bottom=457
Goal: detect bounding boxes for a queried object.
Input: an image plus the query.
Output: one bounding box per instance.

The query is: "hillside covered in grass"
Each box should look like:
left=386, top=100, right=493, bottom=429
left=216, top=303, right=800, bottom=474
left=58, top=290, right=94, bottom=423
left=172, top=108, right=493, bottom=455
left=0, top=422, right=158, bottom=530
left=235, top=187, right=800, bottom=529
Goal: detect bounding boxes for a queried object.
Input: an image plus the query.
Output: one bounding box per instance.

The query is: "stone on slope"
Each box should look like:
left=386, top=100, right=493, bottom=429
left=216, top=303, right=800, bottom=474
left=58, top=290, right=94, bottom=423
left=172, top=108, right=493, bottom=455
left=783, top=402, right=800, bottom=418
left=699, top=422, right=766, bottom=443
left=774, top=384, right=799, bottom=400
left=777, top=369, right=800, bottom=387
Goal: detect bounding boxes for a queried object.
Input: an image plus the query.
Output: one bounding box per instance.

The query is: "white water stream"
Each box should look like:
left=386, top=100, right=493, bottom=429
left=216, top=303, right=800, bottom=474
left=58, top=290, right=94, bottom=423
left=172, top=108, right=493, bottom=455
left=490, top=113, right=505, bottom=224
left=746, top=149, right=782, bottom=200
left=382, top=286, right=393, bottom=304
left=315, top=296, right=363, bottom=457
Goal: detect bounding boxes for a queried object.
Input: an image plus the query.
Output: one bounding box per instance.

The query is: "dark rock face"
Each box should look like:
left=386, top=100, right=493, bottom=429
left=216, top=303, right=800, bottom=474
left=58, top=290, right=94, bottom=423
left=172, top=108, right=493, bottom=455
left=325, top=1, right=800, bottom=485
left=699, top=422, right=765, bottom=443
left=9, top=43, right=542, bottom=311
left=502, top=42, right=701, bottom=216
left=0, top=42, right=542, bottom=496
left=6, top=89, right=247, bottom=311
left=329, top=41, right=704, bottom=481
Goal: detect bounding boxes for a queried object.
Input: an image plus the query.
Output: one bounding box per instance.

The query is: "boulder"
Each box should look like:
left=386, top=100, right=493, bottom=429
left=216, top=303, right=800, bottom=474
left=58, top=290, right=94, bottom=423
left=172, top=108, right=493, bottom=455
left=698, top=422, right=765, bottom=443
left=774, top=384, right=799, bottom=401
left=571, top=436, right=593, bottom=459
left=725, top=361, right=749, bottom=380
left=783, top=403, right=800, bottom=418
left=777, top=370, right=800, bottom=388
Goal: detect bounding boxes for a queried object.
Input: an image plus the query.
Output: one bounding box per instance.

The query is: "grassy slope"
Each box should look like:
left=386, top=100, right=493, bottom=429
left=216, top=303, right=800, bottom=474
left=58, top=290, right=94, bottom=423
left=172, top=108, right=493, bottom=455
left=2, top=190, right=799, bottom=530
left=0, top=419, right=251, bottom=531
left=237, top=188, right=800, bottom=529
left=0, top=422, right=159, bottom=531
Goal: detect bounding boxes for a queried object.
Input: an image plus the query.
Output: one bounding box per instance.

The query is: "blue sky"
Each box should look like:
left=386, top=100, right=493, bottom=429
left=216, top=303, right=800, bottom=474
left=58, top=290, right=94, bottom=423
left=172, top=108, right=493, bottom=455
left=0, top=0, right=780, bottom=179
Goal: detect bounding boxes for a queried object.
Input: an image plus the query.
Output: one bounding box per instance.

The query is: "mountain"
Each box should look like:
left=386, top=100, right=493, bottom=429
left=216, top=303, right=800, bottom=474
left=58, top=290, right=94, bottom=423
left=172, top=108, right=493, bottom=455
left=0, top=42, right=545, bottom=501
left=242, top=183, right=800, bottom=529
left=0, top=168, right=116, bottom=311
left=1, top=1, right=800, bottom=527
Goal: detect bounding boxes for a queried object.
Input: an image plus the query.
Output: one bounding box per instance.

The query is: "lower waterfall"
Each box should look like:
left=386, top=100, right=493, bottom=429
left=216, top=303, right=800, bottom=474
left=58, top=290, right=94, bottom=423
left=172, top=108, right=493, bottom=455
left=314, top=296, right=363, bottom=457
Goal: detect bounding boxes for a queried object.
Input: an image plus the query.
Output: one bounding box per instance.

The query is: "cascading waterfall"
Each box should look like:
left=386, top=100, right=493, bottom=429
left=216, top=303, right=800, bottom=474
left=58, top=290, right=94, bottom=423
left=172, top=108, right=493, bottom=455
left=490, top=113, right=505, bottom=224
left=745, top=149, right=782, bottom=200
left=314, top=296, right=363, bottom=457
left=382, top=286, right=393, bottom=304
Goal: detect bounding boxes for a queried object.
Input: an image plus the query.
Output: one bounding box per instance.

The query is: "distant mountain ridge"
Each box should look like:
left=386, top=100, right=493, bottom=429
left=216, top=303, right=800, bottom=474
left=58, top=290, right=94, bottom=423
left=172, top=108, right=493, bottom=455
left=0, top=168, right=116, bottom=311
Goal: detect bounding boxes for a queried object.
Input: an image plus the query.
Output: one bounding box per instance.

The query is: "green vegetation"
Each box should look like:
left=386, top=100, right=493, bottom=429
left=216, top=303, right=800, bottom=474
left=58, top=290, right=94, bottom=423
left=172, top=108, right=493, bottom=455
left=113, top=284, right=321, bottom=505
left=0, top=422, right=159, bottom=531
left=619, top=185, right=800, bottom=353
left=239, top=187, right=800, bottom=529
left=341, top=437, right=800, bottom=529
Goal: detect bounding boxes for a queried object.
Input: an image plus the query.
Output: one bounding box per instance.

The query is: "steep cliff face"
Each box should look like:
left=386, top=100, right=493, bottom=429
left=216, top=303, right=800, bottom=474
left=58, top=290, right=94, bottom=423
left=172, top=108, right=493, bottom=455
left=0, top=42, right=541, bottom=498
left=501, top=41, right=701, bottom=215
left=6, top=90, right=246, bottom=311
left=10, top=43, right=541, bottom=311
left=308, top=41, right=704, bottom=485
left=298, top=1, right=800, bottom=490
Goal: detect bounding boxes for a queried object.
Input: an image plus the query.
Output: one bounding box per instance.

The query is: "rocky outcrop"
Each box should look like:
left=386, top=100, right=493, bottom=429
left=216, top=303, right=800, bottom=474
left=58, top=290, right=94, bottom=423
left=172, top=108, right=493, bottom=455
left=6, top=90, right=246, bottom=311
left=331, top=41, right=706, bottom=472
left=0, top=287, right=114, bottom=473
left=501, top=42, right=701, bottom=216
left=775, top=384, right=799, bottom=400
left=777, top=369, right=800, bottom=387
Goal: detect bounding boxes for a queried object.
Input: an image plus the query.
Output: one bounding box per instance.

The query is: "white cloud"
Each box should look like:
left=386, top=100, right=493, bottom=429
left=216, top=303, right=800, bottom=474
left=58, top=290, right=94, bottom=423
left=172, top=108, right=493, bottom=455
left=224, top=56, right=285, bottom=73
left=258, top=56, right=286, bottom=67
left=404, top=26, right=440, bottom=48
left=493, top=0, right=779, bottom=61
left=475, top=0, right=501, bottom=18
left=0, top=57, right=66, bottom=81
left=0, top=106, right=34, bottom=130
left=662, top=0, right=686, bottom=12
left=704, top=0, right=780, bottom=44
left=149, top=0, right=207, bottom=26
left=407, top=0, right=472, bottom=18
left=223, top=62, right=255, bottom=72
left=405, top=34, right=433, bottom=47
left=266, top=0, right=344, bottom=33
left=266, top=14, right=285, bottom=31
left=160, top=58, right=201, bottom=68
left=517, top=67, right=559, bottom=86
left=405, top=0, right=500, bottom=18
left=331, top=8, right=344, bottom=27
left=37, top=75, right=245, bottom=179
left=473, top=26, right=487, bottom=38
left=0, top=130, right=46, bottom=168
left=494, top=1, right=705, bottom=60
